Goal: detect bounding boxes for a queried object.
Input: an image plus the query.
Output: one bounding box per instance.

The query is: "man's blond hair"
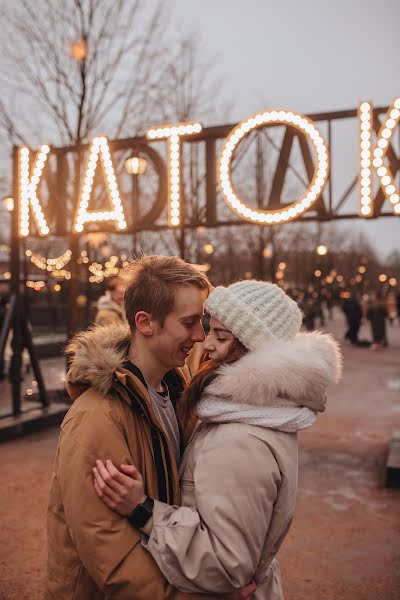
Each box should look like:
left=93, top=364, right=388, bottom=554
left=121, top=255, right=211, bottom=331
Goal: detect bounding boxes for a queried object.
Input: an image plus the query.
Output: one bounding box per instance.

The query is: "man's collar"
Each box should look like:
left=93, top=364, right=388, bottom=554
left=122, top=359, right=147, bottom=388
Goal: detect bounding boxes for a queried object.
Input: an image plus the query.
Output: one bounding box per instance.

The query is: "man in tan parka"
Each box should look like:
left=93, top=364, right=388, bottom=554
left=45, top=256, right=254, bottom=600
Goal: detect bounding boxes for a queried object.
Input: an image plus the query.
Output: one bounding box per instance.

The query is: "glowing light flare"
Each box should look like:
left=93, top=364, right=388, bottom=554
left=316, top=244, right=328, bottom=256
left=146, top=122, right=203, bottom=226
left=73, top=137, right=127, bottom=233
left=88, top=254, right=120, bottom=280
left=18, top=145, right=51, bottom=237
left=217, top=109, right=329, bottom=225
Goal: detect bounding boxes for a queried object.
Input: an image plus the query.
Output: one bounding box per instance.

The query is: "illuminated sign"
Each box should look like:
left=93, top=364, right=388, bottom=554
left=18, top=145, right=51, bottom=237
left=218, top=109, right=329, bottom=224
left=358, top=98, right=400, bottom=217
left=16, top=100, right=400, bottom=237
left=147, top=122, right=202, bottom=226
left=73, top=136, right=127, bottom=233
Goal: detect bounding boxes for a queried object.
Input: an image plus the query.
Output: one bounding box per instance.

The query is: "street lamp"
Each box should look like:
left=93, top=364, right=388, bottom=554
left=125, top=156, right=147, bottom=176
left=125, top=155, right=147, bottom=255
left=315, top=245, right=329, bottom=298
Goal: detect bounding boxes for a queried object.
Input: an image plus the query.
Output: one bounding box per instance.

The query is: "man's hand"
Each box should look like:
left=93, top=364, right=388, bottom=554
left=93, top=459, right=145, bottom=516
left=224, top=581, right=256, bottom=599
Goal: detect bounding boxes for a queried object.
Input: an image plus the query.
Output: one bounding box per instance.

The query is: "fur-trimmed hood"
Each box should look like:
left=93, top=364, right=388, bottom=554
left=65, top=322, right=131, bottom=400
left=202, top=331, right=342, bottom=412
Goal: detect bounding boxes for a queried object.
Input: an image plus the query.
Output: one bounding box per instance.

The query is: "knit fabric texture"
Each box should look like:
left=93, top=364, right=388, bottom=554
left=205, top=280, right=302, bottom=351
left=196, top=399, right=317, bottom=433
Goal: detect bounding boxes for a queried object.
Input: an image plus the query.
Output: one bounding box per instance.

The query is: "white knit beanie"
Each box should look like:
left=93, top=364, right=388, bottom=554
left=205, top=280, right=302, bottom=351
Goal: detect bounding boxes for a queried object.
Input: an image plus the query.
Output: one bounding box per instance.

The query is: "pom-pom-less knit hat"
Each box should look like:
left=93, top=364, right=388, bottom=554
left=205, top=280, right=302, bottom=351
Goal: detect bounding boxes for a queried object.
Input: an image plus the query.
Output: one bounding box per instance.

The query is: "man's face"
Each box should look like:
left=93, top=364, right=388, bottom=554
left=111, top=284, right=126, bottom=307
left=148, top=285, right=206, bottom=371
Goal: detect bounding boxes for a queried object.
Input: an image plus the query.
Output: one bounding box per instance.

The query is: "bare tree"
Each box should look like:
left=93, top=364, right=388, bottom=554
left=0, top=0, right=185, bottom=147
left=0, top=0, right=230, bottom=257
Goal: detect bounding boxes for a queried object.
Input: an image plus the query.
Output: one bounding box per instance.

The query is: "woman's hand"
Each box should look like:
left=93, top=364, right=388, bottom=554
left=93, top=459, right=145, bottom=516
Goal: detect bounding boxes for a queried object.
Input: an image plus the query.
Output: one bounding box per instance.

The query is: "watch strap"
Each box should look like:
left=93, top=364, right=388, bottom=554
left=128, top=496, right=154, bottom=529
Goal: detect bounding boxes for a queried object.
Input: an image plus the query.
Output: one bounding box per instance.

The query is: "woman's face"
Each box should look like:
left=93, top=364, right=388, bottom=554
left=203, top=316, right=235, bottom=361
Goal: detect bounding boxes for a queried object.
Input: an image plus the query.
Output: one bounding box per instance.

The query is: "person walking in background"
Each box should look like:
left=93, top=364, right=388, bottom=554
left=396, top=290, right=400, bottom=324
left=367, top=291, right=388, bottom=350
left=93, top=280, right=342, bottom=600
left=342, top=293, right=362, bottom=345
left=94, top=276, right=126, bottom=326
left=326, top=294, right=334, bottom=320
left=299, top=296, right=317, bottom=331
left=386, top=291, right=397, bottom=325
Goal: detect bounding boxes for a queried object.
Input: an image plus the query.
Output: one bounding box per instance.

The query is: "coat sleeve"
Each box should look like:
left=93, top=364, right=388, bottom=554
left=55, top=406, right=208, bottom=600
left=141, top=428, right=281, bottom=594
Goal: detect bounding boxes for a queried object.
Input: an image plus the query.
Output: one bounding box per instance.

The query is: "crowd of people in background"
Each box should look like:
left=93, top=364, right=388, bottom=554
left=91, top=278, right=399, bottom=353
left=297, top=287, right=399, bottom=350
left=0, top=277, right=399, bottom=370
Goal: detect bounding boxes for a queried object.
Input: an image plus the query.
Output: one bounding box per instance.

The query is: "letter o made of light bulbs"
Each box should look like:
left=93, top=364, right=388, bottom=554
left=217, top=110, right=329, bottom=224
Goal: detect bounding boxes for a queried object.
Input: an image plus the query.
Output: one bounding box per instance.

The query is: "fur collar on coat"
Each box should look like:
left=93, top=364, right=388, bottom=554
left=200, top=331, right=342, bottom=413
left=66, top=322, right=132, bottom=397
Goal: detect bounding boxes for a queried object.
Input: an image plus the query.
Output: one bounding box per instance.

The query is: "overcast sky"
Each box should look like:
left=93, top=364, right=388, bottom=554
left=171, top=0, right=400, bottom=258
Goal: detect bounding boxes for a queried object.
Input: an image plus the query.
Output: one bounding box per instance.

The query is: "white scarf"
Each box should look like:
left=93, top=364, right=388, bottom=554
left=196, top=398, right=317, bottom=433
left=193, top=331, right=343, bottom=433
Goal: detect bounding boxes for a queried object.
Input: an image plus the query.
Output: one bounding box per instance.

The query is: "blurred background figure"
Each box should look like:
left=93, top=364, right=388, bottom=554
left=94, top=277, right=126, bottom=326
left=342, top=293, right=362, bottom=345
left=367, top=291, right=388, bottom=350
left=299, top=296, right=317, bottom=331
left=326, top=295, right=334, bottom=320
left=315, top=298, right=326, bottom=328
left=397, top=291, right=400, bottom=324
left=0, top=295, right=8, bottom=332
left=386, top=291, right=397, bottom=325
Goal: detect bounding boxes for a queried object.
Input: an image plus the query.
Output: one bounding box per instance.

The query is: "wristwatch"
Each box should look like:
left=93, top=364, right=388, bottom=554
left=128, top=496, right=154, bottom=529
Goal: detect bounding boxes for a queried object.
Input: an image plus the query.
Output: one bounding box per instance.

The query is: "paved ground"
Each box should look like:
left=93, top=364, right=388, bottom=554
left=0, top=310, right=399, bottom=599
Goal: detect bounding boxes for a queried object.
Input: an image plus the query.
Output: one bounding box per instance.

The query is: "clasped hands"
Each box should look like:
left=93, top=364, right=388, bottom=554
left=93, top=459, right=256, bottom=600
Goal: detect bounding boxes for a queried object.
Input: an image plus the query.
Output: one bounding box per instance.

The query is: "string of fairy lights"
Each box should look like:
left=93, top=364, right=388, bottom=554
left=1, top=243, right=397, bottom=294
left=0, top=248, right=129, bottom=289
left=26, top=249, right=72, bottom=271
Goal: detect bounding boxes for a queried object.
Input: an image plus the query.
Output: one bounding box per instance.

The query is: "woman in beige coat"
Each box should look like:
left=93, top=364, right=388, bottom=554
left=94, top=280, right=342, bottom=599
